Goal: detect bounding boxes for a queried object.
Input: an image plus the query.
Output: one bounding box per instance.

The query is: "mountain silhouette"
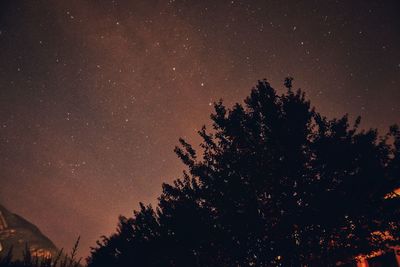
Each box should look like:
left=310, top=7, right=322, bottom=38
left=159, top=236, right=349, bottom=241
left=0, top=203, right=58, bottom=260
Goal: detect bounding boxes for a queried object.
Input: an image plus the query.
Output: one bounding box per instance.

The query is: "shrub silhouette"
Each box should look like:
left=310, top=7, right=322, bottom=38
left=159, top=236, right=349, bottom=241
left=0, top=238, right=82, bottom=267
left=88, top=79, right=400, bottom=267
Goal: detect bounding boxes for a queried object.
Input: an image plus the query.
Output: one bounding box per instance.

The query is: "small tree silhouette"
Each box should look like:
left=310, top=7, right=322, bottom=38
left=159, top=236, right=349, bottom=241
left=88, top=78, right=400, bottom=267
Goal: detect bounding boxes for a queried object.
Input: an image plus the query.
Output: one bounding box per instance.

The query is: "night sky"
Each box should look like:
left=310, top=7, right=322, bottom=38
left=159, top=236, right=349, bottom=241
left=0, top=0, right=399, bottom=258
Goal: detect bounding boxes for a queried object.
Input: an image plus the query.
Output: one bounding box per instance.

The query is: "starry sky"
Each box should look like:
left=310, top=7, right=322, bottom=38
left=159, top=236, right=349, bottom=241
left=0, top=0, right=399, bottom=258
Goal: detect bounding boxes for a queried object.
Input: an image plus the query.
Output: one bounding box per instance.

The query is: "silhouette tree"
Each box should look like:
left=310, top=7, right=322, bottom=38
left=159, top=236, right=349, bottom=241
left=88, top=79, right=400, bottom=267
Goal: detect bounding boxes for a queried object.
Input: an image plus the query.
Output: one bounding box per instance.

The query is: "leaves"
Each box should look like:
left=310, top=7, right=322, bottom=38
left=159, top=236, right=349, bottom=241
left=88, top=78, right=400, bottom=267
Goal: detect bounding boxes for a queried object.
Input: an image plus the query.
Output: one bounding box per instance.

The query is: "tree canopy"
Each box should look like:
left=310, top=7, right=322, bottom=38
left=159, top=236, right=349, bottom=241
left=88, top=79, right=400, bottom=267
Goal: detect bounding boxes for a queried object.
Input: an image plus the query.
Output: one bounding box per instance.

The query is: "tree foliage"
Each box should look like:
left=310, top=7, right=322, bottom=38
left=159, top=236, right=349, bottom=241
left=88, top=79, right=400, bottom=267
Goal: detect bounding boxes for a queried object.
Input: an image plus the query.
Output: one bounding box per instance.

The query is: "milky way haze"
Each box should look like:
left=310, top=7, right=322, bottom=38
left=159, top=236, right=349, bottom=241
left=0, top=0, right=399, bottom=258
